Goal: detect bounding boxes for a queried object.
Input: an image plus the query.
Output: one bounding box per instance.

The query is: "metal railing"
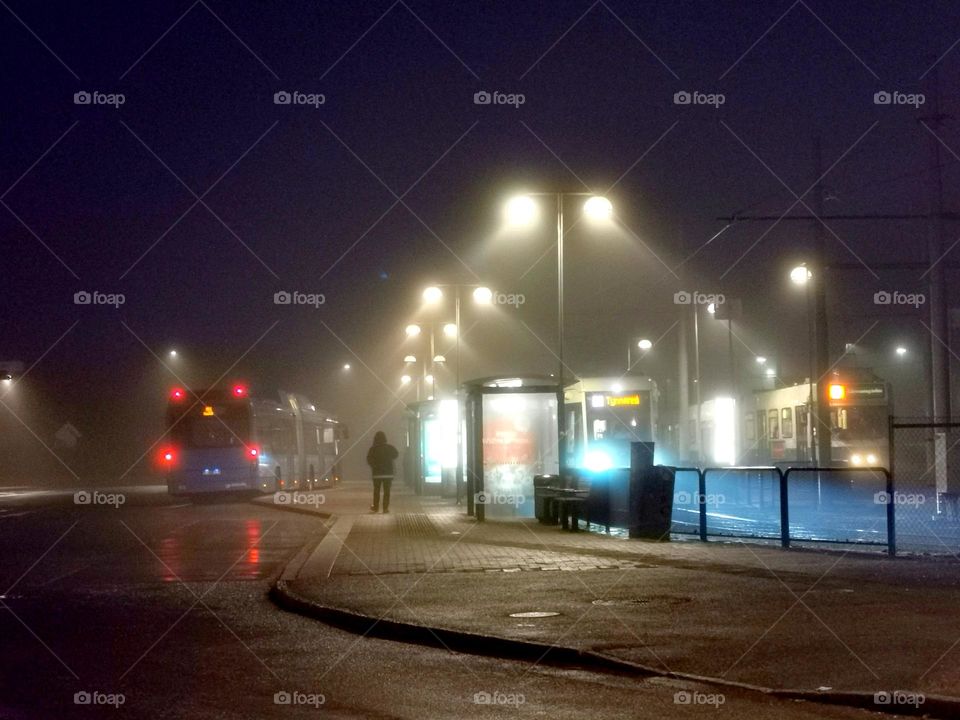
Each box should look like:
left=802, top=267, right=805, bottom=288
left=663, top=465, right=896, bottom=556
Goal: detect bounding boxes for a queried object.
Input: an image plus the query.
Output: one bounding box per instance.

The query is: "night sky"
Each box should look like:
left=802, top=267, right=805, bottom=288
left=1, top=0, right=958, bottom=483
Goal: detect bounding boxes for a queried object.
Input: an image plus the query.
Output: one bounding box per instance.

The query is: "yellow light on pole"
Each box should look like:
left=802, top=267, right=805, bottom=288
left=790, top=265, right=812, bottom=285
left=405, top=324, right=421, bottom=337
left=583, top=196, right=613, bottom=220
left=443, top=323, right=457, bottom=338
left=473, top=286, right=493, bottom=305
left=422, top=286, right=443, bottom=303
left=504, top=195, right=538, bottom=227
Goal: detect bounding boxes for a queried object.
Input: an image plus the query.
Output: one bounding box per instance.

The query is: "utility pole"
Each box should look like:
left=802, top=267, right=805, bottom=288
left=921, top=64, right=952, bottom=501
left=921, top=67, right=950, bottom=421
left=813, top=137, right=832, bottom=465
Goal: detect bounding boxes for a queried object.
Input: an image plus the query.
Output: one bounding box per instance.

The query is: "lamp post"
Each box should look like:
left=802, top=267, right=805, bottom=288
left=505, top=192, right=613, bottom=479
left=627, top=337, right=653, bottom=374
left=420, top=284, right=492, bottom=504
left=791, top=263, right=817, bottom=463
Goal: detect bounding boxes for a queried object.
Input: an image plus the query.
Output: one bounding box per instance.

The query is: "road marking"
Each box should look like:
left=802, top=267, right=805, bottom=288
left=297, top=516, right=354, bottom=580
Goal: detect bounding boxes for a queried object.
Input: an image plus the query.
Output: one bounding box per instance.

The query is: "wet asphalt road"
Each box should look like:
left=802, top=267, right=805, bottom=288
left=0, top=486, right=913, bottom=719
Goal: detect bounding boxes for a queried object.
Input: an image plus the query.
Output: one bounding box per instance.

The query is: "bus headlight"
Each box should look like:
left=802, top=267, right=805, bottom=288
left=850, top=453, right=863, bottom=466
left=866, top=453, right=878, bottom=466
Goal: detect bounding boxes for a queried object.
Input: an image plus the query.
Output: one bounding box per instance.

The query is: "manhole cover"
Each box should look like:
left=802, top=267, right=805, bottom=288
left=509, top=611, right=560, bottom=618
left=592, top=596, right=691, bottom=607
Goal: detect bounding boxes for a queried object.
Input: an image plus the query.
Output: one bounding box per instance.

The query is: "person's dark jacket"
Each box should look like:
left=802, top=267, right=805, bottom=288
left=367, top=438, right=399, bottom=477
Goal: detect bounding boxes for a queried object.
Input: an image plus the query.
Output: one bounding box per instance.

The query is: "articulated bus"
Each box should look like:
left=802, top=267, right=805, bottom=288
left=564, top=376, right=659, bottom=471
left=162, top=384, right=347, bottom=497
left=691, top=370, right=890, bottom=469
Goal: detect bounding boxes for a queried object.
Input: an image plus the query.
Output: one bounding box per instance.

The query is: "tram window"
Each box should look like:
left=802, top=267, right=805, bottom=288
left=323, top=427, right=335, bottom=444
left=768, top=410, right=779, bottom=440
left=756, top=411, right=767, bottom=440
left=832, top=408, right=848, bottom=430
left=593, top=419, right=607, bottom=440
left=744, top=414, right=755, bottom=441
left=796, top=407, right=808, bottom=439
left=781, top=408, right=793, bottom=438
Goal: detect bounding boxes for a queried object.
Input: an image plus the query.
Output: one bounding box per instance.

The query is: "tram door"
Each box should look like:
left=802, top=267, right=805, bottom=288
left=756, top=410, right=769, bottom=463
left=795, top=406, right=809, bottom=462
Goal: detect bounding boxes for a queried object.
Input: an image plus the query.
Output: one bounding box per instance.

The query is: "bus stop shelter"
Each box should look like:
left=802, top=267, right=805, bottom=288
left=463, top=376, right=560, bottom=520
left=402, top=398, right=458, bottom=497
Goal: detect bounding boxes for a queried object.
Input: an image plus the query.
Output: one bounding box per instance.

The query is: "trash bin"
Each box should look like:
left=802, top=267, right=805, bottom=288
left=628, top=442, right=674, bottom=540
left=533, top=474, right=560, bottom=524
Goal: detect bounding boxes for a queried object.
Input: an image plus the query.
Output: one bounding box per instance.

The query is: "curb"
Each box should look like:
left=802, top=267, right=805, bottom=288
left=270, top=578, right=960, bottom=720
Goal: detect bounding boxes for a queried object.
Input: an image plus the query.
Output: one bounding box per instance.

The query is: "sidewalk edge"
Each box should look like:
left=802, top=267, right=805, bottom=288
left=269, top=578, right=960, bottom=720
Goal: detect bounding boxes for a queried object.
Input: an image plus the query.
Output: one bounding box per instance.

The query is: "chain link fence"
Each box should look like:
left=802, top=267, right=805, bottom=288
left=890, top=419, right=960, bottom=554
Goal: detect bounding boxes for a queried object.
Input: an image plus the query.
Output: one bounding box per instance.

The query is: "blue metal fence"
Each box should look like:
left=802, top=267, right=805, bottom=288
left=662, top=465, right=896, bottom=555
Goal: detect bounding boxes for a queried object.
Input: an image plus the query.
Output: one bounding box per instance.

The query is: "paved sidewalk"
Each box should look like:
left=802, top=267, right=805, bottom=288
left=268, top=480, right=960, bottom=711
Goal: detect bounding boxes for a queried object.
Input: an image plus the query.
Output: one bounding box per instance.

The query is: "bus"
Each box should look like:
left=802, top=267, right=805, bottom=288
left=563, top=376, right=659, bottom=471
left=690, top=370, right=890, bottom=468
left=161, top=384, right=347, bottom=497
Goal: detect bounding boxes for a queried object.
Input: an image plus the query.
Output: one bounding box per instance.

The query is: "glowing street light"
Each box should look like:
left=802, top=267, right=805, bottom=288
left=168, top=349, right=178, bottom=359
left=790, top=264, right=812, bottom=285
left=423, top=286, right=443, bottom=303
left=342, top=363, right=351, bottom=371
left=583, top=195, right=613, bottom=220
left=433, top=354, right=446, bottom=363
left=425, top=374, right=434, bottom=384
left=501, top=190, right=616, bottom=488
left=895, top=346, right=907, bottom=357
left=403, top=355, right=417, bottom=363
left=765, top=367, right=776, bottom=377
left=473, top=286, right=493, bottom=305
left=504, top=195, right=538, bottom=227
left=755, top=356, right=767, bottom=365
left=443, top=323, right=457, bottom=338
left=405, top=324, right=422, bottom=337
left=400, top=374, right=412, bottom=385
left=637, top=338, right=653, bottom=350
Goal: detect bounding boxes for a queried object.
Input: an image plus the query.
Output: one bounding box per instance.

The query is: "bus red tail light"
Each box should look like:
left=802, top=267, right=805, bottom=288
left=170, top=387, right=186, bottom=402
left=157, top=447, right=177, bottom=469
left=232, top=384, right=248, bottom=398
left=247, top=446, right=260, bottom=460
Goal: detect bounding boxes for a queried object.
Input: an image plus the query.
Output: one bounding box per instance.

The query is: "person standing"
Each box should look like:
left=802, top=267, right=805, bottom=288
left=366, top=431, right=398, bottom=513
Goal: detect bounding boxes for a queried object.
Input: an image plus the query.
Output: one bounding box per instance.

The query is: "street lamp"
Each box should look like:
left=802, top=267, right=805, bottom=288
left=403, top=355, right=417, bottom=363
left=342, top=363, right=351, bottom=371
left=755, top=356, right=767, bottom=365
left=401, top=374, right=412, bottom=385
left=418, top=283, right=495, bottom=512
left=895, top=346, right=908, bottom=357
left=473, top=286, right=493, bottom=305
left=790, top=263, right=816, bottom=462
left=405, top=324, right=422, bottom=337
left=505, top=192, right=614, bottom=479
left=627, top=337, right=653, bottom=373
left=168, top=349, right=178, bottom=359
left=790, top=264, right=812, bottom=285
left=423, top=286, right=443, bottom=304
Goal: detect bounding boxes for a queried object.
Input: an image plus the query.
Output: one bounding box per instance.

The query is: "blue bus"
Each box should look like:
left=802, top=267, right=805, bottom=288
left=162, top=384, right=347, bottom=497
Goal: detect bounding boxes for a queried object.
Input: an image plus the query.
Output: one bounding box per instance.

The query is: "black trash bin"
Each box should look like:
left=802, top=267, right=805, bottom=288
left=629, top=443, right=675, bottom=540
left=533, top=474, right=560, bottom=524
